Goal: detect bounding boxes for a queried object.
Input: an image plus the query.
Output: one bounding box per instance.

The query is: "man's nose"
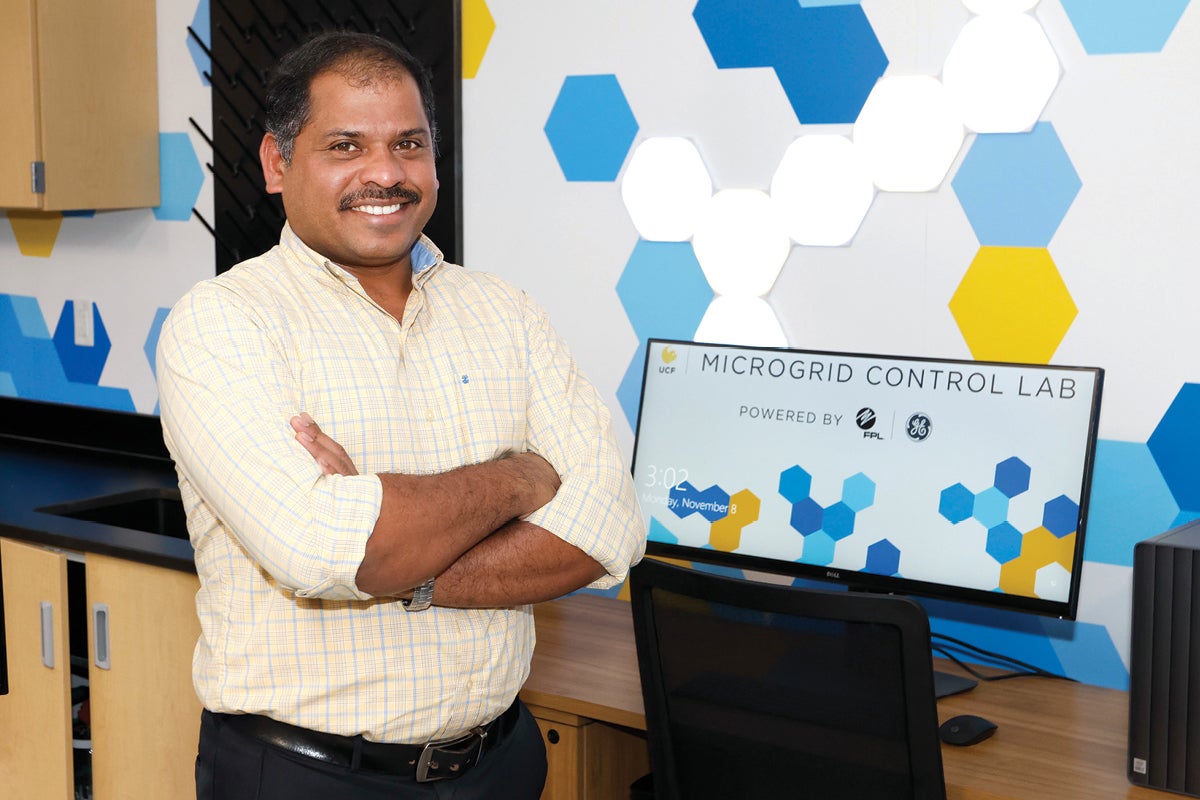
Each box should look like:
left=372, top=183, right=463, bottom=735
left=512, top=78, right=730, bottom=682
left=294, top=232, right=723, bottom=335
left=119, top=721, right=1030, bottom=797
left=358, top=146, right=407, bottom=187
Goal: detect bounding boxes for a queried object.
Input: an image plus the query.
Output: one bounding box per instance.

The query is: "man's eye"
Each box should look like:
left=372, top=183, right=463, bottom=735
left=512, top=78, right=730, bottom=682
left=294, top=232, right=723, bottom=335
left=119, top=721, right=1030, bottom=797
left=396, top=140, right=422, bottom=151
left=331, top=142, right=358, bottom=152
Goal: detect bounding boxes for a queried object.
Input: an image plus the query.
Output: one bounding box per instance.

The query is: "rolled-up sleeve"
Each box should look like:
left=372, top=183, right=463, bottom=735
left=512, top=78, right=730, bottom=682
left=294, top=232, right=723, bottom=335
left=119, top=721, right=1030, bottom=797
left=157, top=283, right=381, bottom=600
left=518, top=294, right=647, bottom=588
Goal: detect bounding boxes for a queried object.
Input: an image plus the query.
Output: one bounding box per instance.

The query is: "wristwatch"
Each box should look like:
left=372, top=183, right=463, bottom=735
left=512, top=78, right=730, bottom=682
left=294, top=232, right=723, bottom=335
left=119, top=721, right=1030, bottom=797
left=402, top=577, right=435, bottom=612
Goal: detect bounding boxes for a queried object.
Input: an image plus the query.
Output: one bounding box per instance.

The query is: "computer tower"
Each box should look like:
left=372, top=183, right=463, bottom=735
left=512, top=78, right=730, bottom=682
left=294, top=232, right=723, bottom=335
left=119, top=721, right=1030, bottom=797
left=1129, top=520, right=1200, bottom=795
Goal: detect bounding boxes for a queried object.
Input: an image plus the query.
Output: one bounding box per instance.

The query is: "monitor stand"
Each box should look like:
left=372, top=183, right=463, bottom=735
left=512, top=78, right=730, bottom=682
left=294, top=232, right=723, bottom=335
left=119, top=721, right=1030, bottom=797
left=934, top=670, right=978, bottom=699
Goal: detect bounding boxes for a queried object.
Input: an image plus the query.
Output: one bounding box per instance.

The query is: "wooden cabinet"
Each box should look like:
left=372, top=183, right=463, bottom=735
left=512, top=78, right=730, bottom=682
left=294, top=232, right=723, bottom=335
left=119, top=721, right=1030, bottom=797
left=530, top=703, right=649, bottom=800
left=0, top=539, right=200, bottom=799
left=0, top=0, right=159, bottom=210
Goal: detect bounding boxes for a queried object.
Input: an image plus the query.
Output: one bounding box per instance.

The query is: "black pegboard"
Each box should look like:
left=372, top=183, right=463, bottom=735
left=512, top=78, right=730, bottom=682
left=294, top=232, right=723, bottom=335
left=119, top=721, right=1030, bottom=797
left=208, top=0, right=461, bottom=273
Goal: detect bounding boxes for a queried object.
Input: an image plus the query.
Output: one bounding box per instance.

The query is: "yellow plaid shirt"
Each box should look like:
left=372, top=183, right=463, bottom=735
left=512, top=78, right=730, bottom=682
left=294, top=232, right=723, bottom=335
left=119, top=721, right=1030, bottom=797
left=157, top=224, right=645, bottom=742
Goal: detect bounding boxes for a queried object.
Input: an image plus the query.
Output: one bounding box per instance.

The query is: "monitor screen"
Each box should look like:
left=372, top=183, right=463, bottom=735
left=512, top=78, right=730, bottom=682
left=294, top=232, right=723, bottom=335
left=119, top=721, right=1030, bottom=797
left=630, top=339, right=1104, bottom=619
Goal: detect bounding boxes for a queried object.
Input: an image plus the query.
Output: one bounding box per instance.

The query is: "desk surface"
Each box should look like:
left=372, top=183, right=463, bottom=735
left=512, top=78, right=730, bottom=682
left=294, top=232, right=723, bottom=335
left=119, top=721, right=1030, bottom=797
left=522, top=593, right=1161, bottom=800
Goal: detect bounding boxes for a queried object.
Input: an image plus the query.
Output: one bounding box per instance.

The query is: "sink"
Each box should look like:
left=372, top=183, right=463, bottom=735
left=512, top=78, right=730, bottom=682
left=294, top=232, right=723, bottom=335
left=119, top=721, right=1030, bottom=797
left=38, top=488, right=188, bottom=539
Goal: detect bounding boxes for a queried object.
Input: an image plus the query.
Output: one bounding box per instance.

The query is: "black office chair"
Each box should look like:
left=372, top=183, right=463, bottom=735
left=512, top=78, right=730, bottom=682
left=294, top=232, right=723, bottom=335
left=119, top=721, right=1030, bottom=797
left=629, top=559, right=946, bottom=800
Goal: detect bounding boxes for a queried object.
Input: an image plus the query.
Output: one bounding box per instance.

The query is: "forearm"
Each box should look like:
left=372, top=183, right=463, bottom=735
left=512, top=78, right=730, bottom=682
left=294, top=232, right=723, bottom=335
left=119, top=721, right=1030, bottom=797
left=355, top=453, right=559, bottom=596
left=429, top=519, right=606, bottom=608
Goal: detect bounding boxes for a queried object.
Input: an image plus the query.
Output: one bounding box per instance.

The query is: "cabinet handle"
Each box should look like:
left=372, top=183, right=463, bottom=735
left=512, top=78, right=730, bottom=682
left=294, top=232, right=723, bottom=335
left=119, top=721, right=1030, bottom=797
left=93, top=602, right=111, bottom=670
left=40, top=601, right=54, bottom=669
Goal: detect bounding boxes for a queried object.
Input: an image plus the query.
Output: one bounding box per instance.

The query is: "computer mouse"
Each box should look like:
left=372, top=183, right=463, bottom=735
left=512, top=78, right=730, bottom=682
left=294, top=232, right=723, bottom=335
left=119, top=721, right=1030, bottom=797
left=939, top=714, right=997, bottom=746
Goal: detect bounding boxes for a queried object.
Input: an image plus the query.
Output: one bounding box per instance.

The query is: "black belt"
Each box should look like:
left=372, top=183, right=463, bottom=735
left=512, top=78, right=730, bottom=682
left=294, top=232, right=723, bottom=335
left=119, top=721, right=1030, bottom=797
left=215, top=699, right=522, bottom=782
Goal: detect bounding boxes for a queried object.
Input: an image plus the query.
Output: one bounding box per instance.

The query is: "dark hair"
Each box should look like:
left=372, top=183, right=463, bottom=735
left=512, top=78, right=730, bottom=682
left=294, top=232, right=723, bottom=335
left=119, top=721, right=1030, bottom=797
left=264, top=31, right=439, bottom=162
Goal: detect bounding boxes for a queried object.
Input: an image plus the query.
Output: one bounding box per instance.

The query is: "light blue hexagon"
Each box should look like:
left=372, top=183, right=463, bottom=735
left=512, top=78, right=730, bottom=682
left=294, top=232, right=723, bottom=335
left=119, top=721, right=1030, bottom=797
left=648, top=516, right=679, bottom=545
left=940, top=483, right=975, bottom=524
left=823, top=501, right=856, bottom=541
left=973, top=487, right=1010, bottom=529
left=186, top=0, right=211, bottom=86
left=801, top=530, right=837, bottom=566
left=1061, top=0, right=1190, bottom=54
left=841, top=472, right=875, bottom=512
left=952, top=122, right=1081, bottom=248
left=617, top=341, right=648, bottom=430
left=1148, top=383, right=1200, bottom=512
left=986, top=522, right=1023, bottom=564
left=864, top=538, right=900, bottom=576
left=1084, top=440, right=1179, bottom=566
left=144, top=307, right=171, bottom=379
left=616, top=241, right=712, bottom=341
left=994, top=456, right=1031, bottom=498
left=544, top=75, right=638, bottom=182
left=1043, top=495, right=1080, bottom=538
left=779, top=465, right=813, bottom=504
left=790, top=496, right=824, bottom=535
left=155, top=132, right=205, bottom=222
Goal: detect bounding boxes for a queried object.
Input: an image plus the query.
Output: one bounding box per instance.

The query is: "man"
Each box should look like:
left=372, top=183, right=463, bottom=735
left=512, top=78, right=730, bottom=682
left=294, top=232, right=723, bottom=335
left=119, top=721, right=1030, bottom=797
left=156, top=31, right=645, bottom=800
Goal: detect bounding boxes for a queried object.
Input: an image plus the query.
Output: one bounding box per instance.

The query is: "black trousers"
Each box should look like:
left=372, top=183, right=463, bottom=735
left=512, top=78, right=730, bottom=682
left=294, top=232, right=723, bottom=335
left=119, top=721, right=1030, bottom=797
left=196, top=702, right=548, bottom=800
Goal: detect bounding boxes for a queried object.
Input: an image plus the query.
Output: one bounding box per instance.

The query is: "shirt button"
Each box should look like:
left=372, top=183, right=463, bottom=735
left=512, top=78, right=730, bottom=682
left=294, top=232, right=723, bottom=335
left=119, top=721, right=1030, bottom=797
left=425, top=408, right=435, bottom=422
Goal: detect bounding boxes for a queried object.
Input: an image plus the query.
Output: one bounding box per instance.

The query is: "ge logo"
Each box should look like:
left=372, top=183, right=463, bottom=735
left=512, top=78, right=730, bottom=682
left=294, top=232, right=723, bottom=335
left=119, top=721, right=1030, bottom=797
left=906, top=413, right=932, bottom=442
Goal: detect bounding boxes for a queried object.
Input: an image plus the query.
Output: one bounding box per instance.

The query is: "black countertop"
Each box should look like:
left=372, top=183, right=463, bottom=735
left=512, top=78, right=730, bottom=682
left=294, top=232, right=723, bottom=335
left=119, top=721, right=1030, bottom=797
left=0, top=399, right=194, bottom=573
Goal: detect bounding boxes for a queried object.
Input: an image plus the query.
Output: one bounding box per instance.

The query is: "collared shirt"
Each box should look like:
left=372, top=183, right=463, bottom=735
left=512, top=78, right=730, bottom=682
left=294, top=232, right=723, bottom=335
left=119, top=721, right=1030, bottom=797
left=156, top=224, right=645, bottom=743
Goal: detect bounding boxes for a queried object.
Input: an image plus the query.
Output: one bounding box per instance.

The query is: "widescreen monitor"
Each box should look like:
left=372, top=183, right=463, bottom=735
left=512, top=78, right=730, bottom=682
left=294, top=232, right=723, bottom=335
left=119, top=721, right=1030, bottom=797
left=630, top=339, right=1104, bottom=620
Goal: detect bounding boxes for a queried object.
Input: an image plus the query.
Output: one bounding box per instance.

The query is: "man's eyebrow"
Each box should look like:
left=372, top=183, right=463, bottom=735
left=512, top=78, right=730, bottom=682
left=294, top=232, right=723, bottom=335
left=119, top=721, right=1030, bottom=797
left=318, top=127, right=430, bottom=140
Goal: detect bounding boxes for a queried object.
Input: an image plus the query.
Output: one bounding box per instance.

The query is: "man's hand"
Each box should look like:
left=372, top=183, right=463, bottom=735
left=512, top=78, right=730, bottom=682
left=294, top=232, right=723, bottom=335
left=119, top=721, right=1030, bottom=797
left=290, top=412, right=358, bottom=475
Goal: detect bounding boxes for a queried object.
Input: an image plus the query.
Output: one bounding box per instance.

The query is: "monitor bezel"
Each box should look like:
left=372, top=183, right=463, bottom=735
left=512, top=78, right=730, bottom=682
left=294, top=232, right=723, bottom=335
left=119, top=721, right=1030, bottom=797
left=630, top=338, right=1105, bottom=620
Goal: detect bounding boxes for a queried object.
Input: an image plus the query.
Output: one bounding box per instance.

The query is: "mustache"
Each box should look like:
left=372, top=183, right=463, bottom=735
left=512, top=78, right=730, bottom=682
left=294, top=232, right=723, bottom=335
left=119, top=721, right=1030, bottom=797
left=338, top=186, right=421, bottom=211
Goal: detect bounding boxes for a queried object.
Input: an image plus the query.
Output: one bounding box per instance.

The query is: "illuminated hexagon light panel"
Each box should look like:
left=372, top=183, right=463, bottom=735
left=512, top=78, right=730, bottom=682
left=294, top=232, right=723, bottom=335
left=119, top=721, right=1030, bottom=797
left=694, top=296, right=787, bottom=348
left=691, top=189, right=790, bottom=297
left=942, top=11, right=1060, bottom=133
left=462, top=0, right=495, bottom=79
left=949, top=246, right=1077, bottom=363
left=620, top=137, right=712, bottom=242
left=952, top=122, right=1081, bottom=248
left=1060, top=0, right=1191, bottom=54
left=770, top=135, right=875, bottom=246
left=853, top=76, right=965, bottom=192
left=544, top=75, right=639, bottom=182
left=962, top=0, right=1039, bottom=12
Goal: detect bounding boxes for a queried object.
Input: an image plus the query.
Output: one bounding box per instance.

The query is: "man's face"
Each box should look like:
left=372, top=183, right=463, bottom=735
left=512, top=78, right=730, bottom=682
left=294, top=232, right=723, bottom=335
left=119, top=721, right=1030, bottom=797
left=261, top=69, right=438, bottom=273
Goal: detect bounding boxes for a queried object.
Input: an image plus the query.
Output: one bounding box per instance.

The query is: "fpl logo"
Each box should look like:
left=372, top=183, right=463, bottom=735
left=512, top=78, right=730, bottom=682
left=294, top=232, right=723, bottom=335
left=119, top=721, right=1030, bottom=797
left=658, top=345, right=677, bottom=374
left=857, top=407, right=884, bottom=440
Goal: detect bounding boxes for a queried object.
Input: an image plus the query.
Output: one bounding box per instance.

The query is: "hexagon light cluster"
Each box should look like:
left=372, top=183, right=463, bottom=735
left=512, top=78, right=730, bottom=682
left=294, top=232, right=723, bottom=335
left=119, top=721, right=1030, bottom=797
left=938, top=456, right=1079, bottom=599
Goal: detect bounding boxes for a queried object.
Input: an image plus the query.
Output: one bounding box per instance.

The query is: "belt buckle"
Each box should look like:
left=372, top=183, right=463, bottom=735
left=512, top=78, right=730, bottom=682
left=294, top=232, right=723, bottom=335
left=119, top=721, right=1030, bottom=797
left=414, top=726, right=487, bottom=783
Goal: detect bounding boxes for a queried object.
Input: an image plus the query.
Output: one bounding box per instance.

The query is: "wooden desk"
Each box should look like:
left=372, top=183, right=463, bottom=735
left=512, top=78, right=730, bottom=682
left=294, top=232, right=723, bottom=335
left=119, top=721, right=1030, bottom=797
left=521, top=594, right=1162, bottom=800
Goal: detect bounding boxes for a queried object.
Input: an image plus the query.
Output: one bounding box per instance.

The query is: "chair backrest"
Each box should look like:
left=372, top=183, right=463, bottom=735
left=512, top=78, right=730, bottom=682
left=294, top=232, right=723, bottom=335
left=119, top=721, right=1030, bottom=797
left=629, top=558, right=946, bottom=800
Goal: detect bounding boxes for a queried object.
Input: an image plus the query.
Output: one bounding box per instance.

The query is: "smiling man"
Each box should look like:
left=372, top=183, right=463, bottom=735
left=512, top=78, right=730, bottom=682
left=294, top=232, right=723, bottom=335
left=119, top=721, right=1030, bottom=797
left=156, top=31, right=645, bottom=800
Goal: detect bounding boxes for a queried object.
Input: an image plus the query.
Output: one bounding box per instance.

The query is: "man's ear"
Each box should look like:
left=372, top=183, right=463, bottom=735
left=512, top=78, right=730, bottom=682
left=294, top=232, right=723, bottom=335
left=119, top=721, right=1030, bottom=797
left=260, top=133, right=286, bottom=195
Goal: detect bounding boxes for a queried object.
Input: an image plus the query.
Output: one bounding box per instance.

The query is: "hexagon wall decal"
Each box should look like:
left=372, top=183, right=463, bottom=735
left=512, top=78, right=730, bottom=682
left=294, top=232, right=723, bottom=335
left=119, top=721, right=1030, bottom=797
left=154, top=132, right=205, bottom=222
left=1084, top=440, right=1179, bottom=565
left=462, top=0, right=495, bottom=79
left=952, top=122, right=1081, bottom=248
left=187, top=0, right=211, bottom=86
left=53, top=301, right=112, bottom=385
left=1148, top=383, right=1200, bottom=512
left=7, top=211, right=64, bottom=258
left=616, top=240, right=712, bottom=342
left=949, top=246, right=1077, bottom=363
left=544, top=75, right=639, bottom=182
left=1060, top=0, right=1191, bottom=54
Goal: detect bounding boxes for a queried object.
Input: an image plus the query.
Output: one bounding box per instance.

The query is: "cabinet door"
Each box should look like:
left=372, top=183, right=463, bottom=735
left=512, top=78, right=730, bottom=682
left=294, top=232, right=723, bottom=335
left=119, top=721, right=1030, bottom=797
left=86, top=553, right=201, bottom=800
left=0, top=0, right=41, bottom=209
left=0, top=538, right=74, bottom=799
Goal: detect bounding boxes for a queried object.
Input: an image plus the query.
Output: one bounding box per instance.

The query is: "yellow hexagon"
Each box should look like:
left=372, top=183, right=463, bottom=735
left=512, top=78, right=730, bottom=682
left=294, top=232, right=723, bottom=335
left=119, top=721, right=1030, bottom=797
left=710, top=489, right=760, bottom=552
left=462, top=0, right=495, bottom=80
left=998, top=527, right=1075, bottom=597
left=949, top=246, right=1077, bottom=364
left=7, top=210, right=64, bottom=258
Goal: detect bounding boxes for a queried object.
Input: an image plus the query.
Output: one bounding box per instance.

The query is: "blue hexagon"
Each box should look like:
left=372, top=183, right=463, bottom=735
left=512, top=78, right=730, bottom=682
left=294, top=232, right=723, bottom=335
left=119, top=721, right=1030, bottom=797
left=952, top=122, right=1081, bottom=248
left=779, top=465, right=814, bottom=504
left=994, top=456, right=1031, bottom=498
left=53, top=301, right=111, bottom=385
left=973, top=487, right=1010, bottom=529
left=154, top=132, right=205, bottom=222
left=186, top=0, right=212, bottom=86
left=617, top=340, right=648, bottom=430
left=544, top=75, right=638, bottom=182
left=1084, top=440, right=1179, bottom=566
left=801, top=530, right=837, bottom=566
left=1043, top=495, right=1080, bottom=538
left=939, top=483, right=975, bottom=524
left=144, top=307, right=171, bottom=379
left=823, top=501, right=856, bottom=541
left=648, top=517, right=679, bottom=545
left=986, top=522, right=1023, bottom=564
left=692, top=0, right=794, bottom=70
left=841, top=472, right=875, bottom=512
left=1148, top=384, right=1200, bottom=512
left=790, top=496, right=824, bottom=535
left=1061, top=0, right=1190, bottom=54
left=864, top=538, right=901, bottom=576
left=616, top=241, right=712, bottom=342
